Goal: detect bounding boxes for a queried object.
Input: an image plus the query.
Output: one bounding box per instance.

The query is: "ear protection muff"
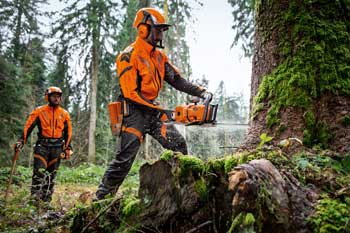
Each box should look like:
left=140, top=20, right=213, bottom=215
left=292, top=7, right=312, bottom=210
left=137, top=10, right=153, bottom=39
left=44, top=89, right=49, bottom=101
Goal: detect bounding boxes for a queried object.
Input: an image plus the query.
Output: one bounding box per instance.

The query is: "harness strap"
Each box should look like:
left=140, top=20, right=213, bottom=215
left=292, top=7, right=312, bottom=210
left=48, top=158, right=59, bottom=167
left=34, top=154, right=48, bottom=168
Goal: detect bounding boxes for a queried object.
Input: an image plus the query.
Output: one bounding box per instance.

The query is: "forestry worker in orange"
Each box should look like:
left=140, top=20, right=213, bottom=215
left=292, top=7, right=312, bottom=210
left=95, top=8, right=212, bottom=200
left=15, top=86, right=73, bottom=203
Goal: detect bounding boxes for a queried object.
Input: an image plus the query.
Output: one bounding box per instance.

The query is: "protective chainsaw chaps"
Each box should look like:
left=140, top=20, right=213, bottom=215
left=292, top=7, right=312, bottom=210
left=108, top=101, right=123, bottom=136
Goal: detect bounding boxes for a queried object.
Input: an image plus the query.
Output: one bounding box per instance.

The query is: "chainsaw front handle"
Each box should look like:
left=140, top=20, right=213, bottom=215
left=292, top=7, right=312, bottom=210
left=199, top=93, right=213, bottom=125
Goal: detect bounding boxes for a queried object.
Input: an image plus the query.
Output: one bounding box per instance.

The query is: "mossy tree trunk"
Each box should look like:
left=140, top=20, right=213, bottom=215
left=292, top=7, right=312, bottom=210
left=243, top=0, right=350, bottom=153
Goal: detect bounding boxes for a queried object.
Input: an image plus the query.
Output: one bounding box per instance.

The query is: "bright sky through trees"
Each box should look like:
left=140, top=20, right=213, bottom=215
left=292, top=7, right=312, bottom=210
left=48, top=0, right=251, bottom=101
left=186, top=0, right=252, bottom=100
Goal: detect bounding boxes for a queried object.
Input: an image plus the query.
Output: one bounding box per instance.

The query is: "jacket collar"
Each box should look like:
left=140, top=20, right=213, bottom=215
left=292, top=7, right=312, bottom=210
left=47, top=103, right=60, bottom=109
left=135, top=36, right=156, bottom=54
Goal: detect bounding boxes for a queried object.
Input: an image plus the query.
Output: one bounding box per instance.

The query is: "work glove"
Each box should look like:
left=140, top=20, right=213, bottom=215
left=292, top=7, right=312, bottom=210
left=152, top=100, right=161, bottom=106
left=200, top=91, right=213, bottom=102
left=65, top=149, right=73, bottom=160
left=14, top=139, right=24, bottom=151
left=61, top=148, right=73, bottom=160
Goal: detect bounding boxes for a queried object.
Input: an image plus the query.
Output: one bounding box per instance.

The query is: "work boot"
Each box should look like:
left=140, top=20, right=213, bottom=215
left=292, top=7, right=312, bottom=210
left=42, top=210, right=62, bottom=220
left=91, top=193, right=104, bottom=203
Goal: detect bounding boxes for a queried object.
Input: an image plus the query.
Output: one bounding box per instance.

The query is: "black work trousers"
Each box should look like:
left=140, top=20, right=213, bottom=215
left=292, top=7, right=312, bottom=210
left=31, top=140, right=63, bottom=202
left=96, top=105, right=187, bottom=199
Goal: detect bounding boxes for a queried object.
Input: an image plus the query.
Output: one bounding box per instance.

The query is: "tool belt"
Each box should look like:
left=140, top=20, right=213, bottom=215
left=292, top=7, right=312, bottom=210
left=37, top=138, right=64, bottom=147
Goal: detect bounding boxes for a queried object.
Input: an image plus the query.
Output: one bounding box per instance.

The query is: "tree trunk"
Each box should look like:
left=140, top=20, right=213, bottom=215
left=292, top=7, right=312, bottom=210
left=88, top=43, right=99, bottom=163
left=87, top=0, right=102, bottom=163
left=139, top=0, right=151, bottom=8
left=242, top=0, right=350, bottom=153
left=13, top=0, right=23, bottom=62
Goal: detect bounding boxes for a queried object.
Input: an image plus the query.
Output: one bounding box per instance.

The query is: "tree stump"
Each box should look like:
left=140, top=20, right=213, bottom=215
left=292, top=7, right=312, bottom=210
left=228, top=159, right=318, bottom=233
left=138, top=157, right=318, bottom=233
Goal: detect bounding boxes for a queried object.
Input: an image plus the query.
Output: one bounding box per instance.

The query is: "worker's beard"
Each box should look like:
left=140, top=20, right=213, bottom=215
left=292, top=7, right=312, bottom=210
left=149, top=30, right=167, bottom=48
left=48, top=99, right=61, bottom=107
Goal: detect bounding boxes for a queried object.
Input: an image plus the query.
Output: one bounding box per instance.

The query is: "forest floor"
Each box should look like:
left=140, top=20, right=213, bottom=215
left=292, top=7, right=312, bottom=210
left=0, top=149, right=349, bottom=232
left=0, top=162, right=140, bottom=233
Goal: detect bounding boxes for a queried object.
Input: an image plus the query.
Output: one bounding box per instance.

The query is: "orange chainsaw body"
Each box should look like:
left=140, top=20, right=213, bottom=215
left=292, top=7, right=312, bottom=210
left=175, top=103, right=217, bottom=124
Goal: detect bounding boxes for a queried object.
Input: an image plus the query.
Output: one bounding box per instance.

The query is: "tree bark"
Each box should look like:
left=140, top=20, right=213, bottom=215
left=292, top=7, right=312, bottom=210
left=139, top=0, right=151, bottom=8
left=13, top=0, right=23, bottom=62
left=242, top=0, right=350, bottom=153
left=135, top=156, right=317, bottom=232
left=88, top=44, right=98, bottom=163
left=138, top=157, right=231, bottom=232
left=228, top=159, right=317, bottom=233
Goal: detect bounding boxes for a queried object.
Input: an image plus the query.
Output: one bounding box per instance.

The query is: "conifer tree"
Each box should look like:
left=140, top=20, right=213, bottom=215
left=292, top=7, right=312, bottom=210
left=52, top=0, right=121, bottom=162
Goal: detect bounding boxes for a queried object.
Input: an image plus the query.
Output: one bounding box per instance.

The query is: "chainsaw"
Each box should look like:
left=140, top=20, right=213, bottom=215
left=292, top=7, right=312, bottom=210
left=160, top=95, right=218, bottom=126
left=108, top=95, right=218, bottom=136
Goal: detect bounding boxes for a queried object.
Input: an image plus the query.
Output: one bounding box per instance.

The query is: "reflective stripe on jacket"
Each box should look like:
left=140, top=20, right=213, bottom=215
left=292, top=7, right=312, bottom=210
left=116, top=37, right=205, bottom=109
left=21, top=105, right=72, bottom=148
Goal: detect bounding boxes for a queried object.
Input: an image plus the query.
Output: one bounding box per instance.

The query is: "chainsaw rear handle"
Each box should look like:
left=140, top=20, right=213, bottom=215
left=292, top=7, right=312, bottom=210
left=202, top=92, right=213, bottom=103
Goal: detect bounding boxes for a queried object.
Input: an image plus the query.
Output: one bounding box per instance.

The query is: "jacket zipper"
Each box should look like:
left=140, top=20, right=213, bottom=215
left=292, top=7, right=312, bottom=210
left=150, top=52, right=161, bottom=93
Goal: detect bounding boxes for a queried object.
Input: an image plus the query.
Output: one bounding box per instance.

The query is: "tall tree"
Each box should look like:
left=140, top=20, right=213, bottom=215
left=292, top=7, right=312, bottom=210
left=91, top=0, right=140, bottom=164
left=0, top=0, right=48, bottom=166
left=23, top=37, right=47, bottom=105
left=231, top=0, right=350, bottom=152
left=0, top=56, right=30, bottom=164
left=0, top=0, right=47, bottom=63
left=52, top=0, right=120, bottom=162
left=48, top=44, right=72, bottom=109
left=0, top=0, right=48, bottom=104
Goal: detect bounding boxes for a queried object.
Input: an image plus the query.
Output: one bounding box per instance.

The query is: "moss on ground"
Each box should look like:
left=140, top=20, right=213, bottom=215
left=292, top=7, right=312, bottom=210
left=309, top=194, right=350, bottom=233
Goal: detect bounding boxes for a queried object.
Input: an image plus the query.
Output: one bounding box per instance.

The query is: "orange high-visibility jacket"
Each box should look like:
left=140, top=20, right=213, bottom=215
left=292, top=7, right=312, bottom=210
left=116, top=37, right=205, bottom=109
left=21, top=105, right=72, bottom=149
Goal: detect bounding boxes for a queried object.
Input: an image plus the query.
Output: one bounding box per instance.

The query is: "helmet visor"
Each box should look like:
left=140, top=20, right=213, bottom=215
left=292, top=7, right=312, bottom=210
left=154, top=24, right=171, bottom=31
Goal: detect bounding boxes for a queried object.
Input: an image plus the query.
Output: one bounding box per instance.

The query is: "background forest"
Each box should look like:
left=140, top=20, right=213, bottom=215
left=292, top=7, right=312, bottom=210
left=0, top=0, right=248, bottom=167
left=1, top=0, right=350, bottom=232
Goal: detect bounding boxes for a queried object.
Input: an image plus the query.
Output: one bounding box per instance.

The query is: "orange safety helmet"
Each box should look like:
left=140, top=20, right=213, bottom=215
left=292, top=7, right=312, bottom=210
left=45, top=86, right=62, bottom=101
left=133, top=8, right=171, bottom=47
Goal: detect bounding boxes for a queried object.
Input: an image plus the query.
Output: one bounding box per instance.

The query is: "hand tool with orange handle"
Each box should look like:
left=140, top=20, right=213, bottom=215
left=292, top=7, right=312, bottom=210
left=4, top=143, right=21, bottom=204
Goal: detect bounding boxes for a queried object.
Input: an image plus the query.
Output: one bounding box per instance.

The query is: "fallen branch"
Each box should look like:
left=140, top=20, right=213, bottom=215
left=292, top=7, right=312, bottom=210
left=185, top=220, right=212, bottom=233
left=81, top=197, right=121, bottom=233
